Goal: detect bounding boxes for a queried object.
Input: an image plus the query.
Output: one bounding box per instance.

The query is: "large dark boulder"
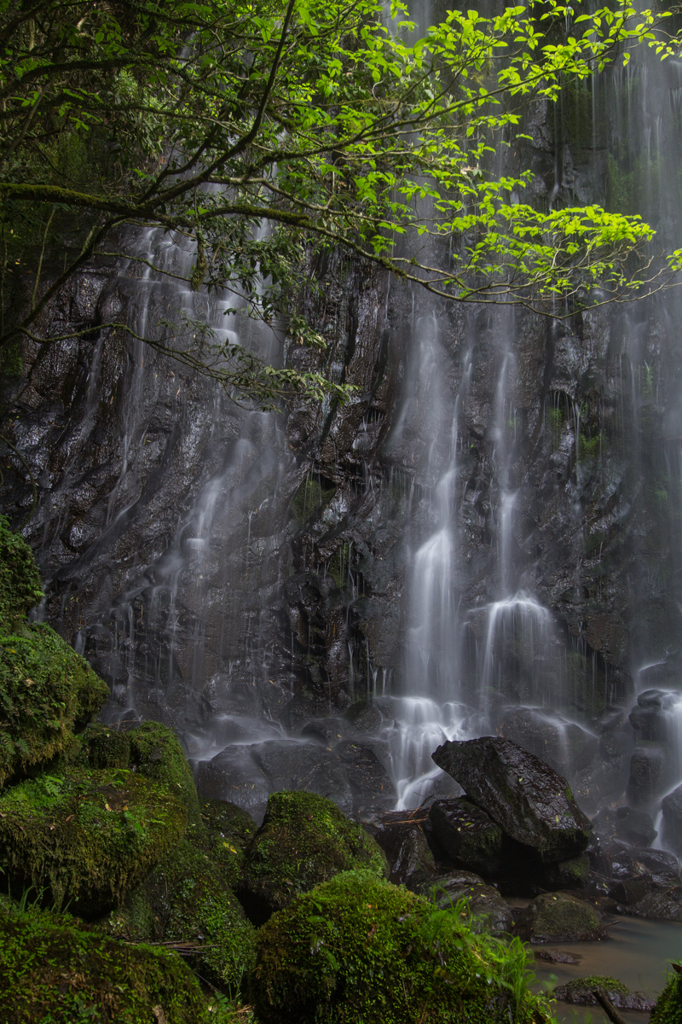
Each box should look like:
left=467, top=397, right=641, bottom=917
left=627, top=742, right=667, bottom=806
left=432, top=737, right=591, bottom=863
left=369, top=812, right=437, bottom=891
left=613, top=806, right=657, bottom=847
left=420, top=869, right=513, bottom=935
left=554, top=976, right=653, bottom=1012
left=516, top=892, right=605, bottom=943
left=428, top=797, right=505, bottom=876
left=498, top=708, right=597, bottom=778
left=238, top=790, right=386, bottom=924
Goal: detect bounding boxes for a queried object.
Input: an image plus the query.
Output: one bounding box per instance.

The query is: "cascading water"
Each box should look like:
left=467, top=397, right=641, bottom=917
left=8, top=2, right=682, bottom=850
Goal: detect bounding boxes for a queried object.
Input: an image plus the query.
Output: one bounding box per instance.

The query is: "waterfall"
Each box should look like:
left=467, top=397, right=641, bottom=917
left=9, top=2, right=682, bottom=833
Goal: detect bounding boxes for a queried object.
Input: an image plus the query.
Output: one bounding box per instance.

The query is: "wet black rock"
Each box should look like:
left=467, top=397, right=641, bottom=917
left=334, top=739, right=396, bottom=815
left=368, top=811, right=437, bottom=890
left=516, top=892, right=605, bottom=943
left=432, top=737, right=592, bottom=864
left=634, top=848, right=679, bottom=876
left=662, top=783, right=682, bottom=856
left=621, top=887, right=682, bottom=922
left=428, top=797, right=504, bottom=876
left=250, top=740, right=354, bottom=814
left=300, top=717, right=349, bottom=746
left=418, top=869, right=513, bottom=935
left=342, top=699, right=383, bottom=734
left=629, top=689, right=680, bottom=741
left=534, top=948, right=582, bottom=964
left=196, top=746, right=271, bottom=822
left=614, top=806, right=657, bottom=847
left=542, top=854, right=591, bottom=890
left=498, top=708, right=598, bottom=778
left=627, top=742, right=667, bottom=806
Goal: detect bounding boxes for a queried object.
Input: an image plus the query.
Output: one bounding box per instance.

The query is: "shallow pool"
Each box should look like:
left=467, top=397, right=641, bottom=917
left=529, top=914, right=682, bottom=1023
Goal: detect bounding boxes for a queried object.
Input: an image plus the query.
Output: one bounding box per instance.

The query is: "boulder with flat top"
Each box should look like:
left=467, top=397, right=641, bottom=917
left=432, top=736, right=591, bottom=864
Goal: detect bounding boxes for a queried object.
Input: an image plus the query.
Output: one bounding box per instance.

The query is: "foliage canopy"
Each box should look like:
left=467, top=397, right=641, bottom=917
left=0, top=0, right=679, bottom=402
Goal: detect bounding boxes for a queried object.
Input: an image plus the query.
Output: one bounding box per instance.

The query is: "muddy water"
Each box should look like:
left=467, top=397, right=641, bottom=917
left=529, top=916, right=682, bottom=1023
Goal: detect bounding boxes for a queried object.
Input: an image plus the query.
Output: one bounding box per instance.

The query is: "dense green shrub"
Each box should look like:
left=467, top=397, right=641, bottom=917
left=252, top=870, right=551, bottom=1024
left=240, top=790, right=386, bottom=923
left=0, top=899, right=208, bottom=1024
left=0, top=766, right=186, bottom=915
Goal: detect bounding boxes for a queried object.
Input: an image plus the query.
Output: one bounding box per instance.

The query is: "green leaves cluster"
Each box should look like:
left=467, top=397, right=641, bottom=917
left=0, top=0, right=679, bottom=401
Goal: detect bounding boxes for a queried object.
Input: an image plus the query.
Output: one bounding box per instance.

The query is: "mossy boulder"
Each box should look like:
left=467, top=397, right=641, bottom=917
left=652, top=970, right=682, bottom=1024
left=198, top=799, right=258, bottom=889
left=0, top=516, right=43, bottom=624
left=555, top=975, right=653, bottom=1011
left=105, top=835, right=257, bottom=993
left=129, top=720, right=200, bottom=824
left=79, top=722, right=132, bottom=769
left=239, top=790, right=386, bottom=924
left=0, top=900, right=208, bottom=1024
left=516, top=891, right=605, bottom=943
left=0, top=623, right=109, bottom=788
left=0, top=766, right=187, bottom=916
left=251, top=870, right=551, bottom=1024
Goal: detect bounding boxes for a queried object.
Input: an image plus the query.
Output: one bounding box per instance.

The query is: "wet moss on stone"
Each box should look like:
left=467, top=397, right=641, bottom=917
left=0, top=623, right=109, bottom=788
left=129, top=720, right=200, bottom=824
left=79, top=723, right=132, bottom=770
left=0, top=516, right=43, bottom=623
left=652, top=971, right=682, bottom=1024
left=106, top=835, right=257, bottom=995
left=0, top=899, right=208, bottom=1024
left=0, top=766, right=187, bottom=916
left=240, top=790, right=386, bottom=923
left=251, top=869, right=551, bottom=1024
left=198, top=799, right=258, bottom=889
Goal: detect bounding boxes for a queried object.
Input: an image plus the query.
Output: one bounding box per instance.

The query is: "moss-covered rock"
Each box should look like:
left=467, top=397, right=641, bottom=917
left=652, top=970, right=682, bottom=1024
left=517, top=891, right=605, bottom=943
left=251, top=870, right=551, bottom=1024
left=105, top=835, right=257, bottom=994
left=0, top=766, right=187, bottom=916
left=0, top=623, right=109, bottom=788
left=0, top=899, right=208, bottom=1023
left=79, top=722, right=132, bottom=769
left=129, top=720, right=200, bottom=824
left=198, top=799, right=258, bottom=889
left=239, top=790, right=386, bottom=924
left=555, top=975, right=653, bottom=1011
left=0, top=516, right=43, bottom=624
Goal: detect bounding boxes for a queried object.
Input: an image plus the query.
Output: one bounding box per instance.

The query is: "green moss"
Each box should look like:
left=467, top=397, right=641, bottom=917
left=129, top=720, right=200, bottom=824
left=240, top=791, right=386, bottom=923
left=0, top=900, right=208, bottom=1023
left=0, top=517, right=43, bottom=623
left=251, top=870, right=551, bottom=1024
left=0, top=622, right=109, bottom=788
left=0, top=340, right=23, bottom=377
left=290, top=477, right=335, bottom=524
left=652, top=971, right=682, bottom=1024
left=559, top=976, right=628, bottom=999
left=79, top=723, right=131, bottom=769
left=198, top=799, right=258, bottom=889
left=105, top=837, right=257, bottom=995
left=0, top=766, right=187, bottom=916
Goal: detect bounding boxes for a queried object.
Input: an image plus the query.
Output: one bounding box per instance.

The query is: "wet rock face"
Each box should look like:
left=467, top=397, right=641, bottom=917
left=367, top=811, right=437, bottom=891
left=428, top=797, right=505, bottom=876
left=432, top=737, right=592, bottom=864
